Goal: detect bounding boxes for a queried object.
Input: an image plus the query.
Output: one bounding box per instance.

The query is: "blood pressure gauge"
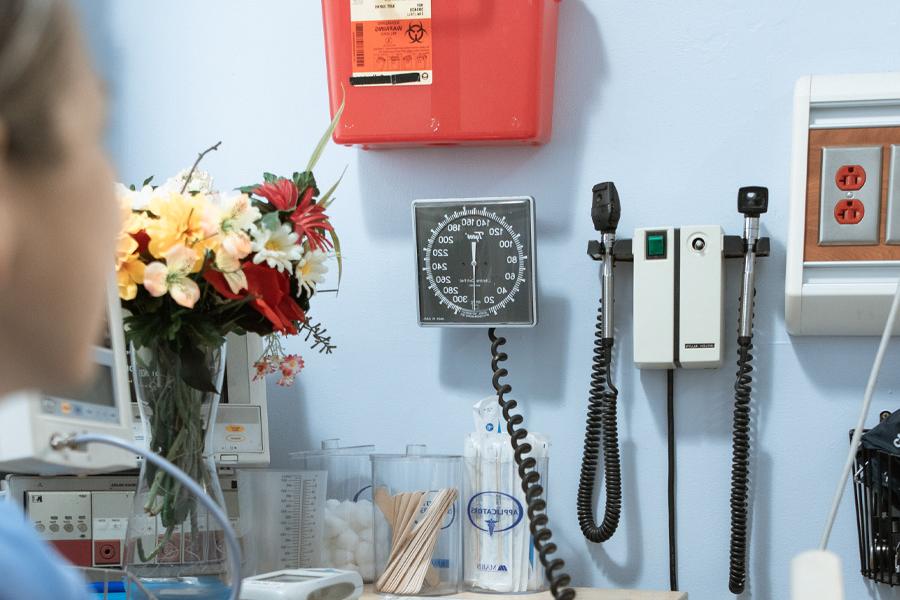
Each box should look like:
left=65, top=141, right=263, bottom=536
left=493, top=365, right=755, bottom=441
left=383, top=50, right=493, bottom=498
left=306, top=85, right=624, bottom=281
left=413, top=197, right=537, bottom=327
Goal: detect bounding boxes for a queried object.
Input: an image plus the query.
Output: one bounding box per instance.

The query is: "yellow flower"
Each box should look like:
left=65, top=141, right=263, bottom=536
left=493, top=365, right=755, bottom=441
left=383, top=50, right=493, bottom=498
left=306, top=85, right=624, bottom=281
left=115, top=234, right=146, bottom=300
left=146, top=191, right=220, bottom=263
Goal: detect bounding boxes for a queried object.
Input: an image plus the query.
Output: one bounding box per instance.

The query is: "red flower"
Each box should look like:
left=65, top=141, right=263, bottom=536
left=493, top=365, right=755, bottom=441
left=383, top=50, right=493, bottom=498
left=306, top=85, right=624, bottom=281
left=132, top=230, right=151, bottom=255
left=254, top=179, right=299, bottom=211
left=205, top=263, right=306, bottom=334
left=291, top=187, right=334, bottom=252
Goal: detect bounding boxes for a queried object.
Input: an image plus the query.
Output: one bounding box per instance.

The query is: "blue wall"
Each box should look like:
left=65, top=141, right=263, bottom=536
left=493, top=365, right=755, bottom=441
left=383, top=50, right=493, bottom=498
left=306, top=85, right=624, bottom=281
left=76, top=2, right=900, bottom=598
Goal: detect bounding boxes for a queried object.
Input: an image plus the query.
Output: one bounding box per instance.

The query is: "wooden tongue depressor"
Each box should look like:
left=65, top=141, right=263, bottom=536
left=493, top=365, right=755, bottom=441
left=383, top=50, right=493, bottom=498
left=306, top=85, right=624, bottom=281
left=389, top=492, right=423, bottom=564
left=403, top=489, right=457, bottom=594
left=376, top=488, right=458, bottom=595
left=377, top=490, right=423, bottom=589
left=383, top=492, right=429, bottom=592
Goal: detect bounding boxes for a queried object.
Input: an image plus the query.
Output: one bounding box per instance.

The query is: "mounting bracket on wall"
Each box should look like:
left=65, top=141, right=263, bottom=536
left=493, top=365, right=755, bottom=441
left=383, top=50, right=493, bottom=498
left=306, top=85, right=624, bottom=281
left=786, top=72, right=900, bottom=335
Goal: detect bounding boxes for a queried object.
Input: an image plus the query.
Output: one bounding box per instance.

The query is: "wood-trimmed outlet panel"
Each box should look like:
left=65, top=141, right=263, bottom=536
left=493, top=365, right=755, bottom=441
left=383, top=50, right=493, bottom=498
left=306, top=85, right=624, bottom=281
left=805, top=126, right=900, bottom=261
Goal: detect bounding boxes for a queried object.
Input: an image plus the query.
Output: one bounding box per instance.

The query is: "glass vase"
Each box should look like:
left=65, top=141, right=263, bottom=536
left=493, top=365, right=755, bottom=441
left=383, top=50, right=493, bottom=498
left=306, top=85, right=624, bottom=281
left=124, top=341, right=232, bottom=600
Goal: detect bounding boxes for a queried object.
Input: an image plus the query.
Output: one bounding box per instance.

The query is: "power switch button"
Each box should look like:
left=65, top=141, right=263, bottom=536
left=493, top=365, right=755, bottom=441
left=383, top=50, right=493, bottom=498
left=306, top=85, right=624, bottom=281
left=646, top=232, right=667, bottom=259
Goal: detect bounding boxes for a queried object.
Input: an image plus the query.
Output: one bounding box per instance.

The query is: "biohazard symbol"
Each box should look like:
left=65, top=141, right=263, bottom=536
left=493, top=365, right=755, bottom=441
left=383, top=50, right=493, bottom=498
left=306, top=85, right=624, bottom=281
left=407, top=22, right=427, bottom=43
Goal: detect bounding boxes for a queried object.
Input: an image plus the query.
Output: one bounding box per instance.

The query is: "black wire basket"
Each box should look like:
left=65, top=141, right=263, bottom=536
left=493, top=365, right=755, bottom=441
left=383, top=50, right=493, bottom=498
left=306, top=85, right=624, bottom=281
left=852, top=415, right=900, bottom=585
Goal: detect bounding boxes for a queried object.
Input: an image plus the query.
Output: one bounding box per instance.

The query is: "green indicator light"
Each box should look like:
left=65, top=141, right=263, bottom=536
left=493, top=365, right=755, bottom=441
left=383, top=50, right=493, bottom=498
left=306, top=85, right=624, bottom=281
left=647, top=234, right=666, bottom=258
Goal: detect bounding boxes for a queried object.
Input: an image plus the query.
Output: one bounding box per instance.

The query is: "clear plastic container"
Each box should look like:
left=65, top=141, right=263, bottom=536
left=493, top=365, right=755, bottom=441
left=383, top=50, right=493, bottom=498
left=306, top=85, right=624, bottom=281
left=236, top=469, right=327, bottom=577
left=371, top=446, right=462, bottom=596
left=291, top=439, right=376, bottom=581
left=462, top=455, right=549, bottom=593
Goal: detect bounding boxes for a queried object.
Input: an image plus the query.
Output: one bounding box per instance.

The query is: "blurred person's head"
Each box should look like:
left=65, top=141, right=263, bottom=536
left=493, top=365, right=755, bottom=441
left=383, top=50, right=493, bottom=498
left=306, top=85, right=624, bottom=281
left=0, top=0, right=118, bottom=396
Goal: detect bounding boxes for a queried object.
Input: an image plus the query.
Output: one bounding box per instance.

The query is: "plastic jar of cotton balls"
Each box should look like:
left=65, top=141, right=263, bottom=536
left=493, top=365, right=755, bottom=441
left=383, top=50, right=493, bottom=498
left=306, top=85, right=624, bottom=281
left=323, top=498, right=375, bottom=580
left=291, top=439, right=376, bottom=582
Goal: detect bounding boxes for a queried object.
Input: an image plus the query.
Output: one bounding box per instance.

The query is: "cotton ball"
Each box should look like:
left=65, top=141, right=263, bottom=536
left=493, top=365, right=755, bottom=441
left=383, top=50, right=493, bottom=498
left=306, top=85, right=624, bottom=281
left=325, top=498, right=341, bottom=512
left=332, top=549, right=353, bottom=566
left=332, top=500, right=353, bottom=521
left=351, top=501, right=373, bottom=531
left=354, top=541, right=374, bottom=566
left=324, top=515, right=344, bottom=540
left=336, top=528, right=360, bottom=551
left=359, top=527, right=373, bottom=543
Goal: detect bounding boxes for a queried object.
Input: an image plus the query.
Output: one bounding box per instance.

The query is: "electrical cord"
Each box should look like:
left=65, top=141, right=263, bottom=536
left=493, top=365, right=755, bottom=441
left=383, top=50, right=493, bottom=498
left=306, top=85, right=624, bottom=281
left=51, top=433, right=242, bottom=600
left=728, top=334, right=754, bottom=595
left=667, top=369, right=678, bottom=592
left=488, top=328, right=575, bottom=600
left=819, top=280, right=900, bottom=551
left=576, top=297, right=622, bottom=543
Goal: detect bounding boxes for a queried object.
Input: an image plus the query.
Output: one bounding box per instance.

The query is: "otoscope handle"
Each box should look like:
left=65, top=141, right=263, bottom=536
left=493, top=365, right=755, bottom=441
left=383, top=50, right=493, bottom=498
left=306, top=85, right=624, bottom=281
left=737, top=187, right=767, bottom=338
left=591, top=182, right=619, bottom=339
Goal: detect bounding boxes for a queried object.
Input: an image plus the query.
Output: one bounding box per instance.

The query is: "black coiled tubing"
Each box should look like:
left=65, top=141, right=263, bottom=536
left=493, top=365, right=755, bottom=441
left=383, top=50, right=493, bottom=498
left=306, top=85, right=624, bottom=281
left=576, top=298, right=622, bottom=543
left=488, top=328, right=575, bottom=600
left=728, top=336, right=754, bottom=595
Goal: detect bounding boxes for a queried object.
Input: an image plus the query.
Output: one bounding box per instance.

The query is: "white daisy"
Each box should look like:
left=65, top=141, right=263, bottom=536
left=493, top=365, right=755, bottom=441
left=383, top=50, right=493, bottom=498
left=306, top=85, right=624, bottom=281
left=296, top=249, right=329, bottom=297
left=251, top=224, right=302, bottom=273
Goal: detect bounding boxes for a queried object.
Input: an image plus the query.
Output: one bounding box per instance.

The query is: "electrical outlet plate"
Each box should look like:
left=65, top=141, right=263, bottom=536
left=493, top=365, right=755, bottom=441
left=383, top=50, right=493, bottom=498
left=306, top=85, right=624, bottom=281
left=819, top=146, right=882, bottom=245
left=786, top=73, right=900, bottom=335
left=887, top=145, right=900, bottom=244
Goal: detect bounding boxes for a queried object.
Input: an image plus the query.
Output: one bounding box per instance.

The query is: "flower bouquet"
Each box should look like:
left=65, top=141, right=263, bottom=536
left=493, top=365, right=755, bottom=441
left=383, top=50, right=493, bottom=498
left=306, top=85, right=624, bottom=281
left=115, top=114, right=343, bottom=581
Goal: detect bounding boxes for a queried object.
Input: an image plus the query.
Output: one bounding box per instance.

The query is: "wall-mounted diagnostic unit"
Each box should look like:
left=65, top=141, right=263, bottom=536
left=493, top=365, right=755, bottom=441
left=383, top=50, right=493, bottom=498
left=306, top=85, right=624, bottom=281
left=786, top=72, right=900, bottom=334
left=321, top=0, right=561, bottom=147
left=633, top=225, right=725, bottom=369
left=584, top=184, right=770, bottom=595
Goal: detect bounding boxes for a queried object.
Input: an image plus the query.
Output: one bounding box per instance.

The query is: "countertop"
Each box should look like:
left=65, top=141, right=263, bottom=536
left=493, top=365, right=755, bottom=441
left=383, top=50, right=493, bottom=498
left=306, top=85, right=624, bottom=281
left=360, top=587, right=687, bottom=600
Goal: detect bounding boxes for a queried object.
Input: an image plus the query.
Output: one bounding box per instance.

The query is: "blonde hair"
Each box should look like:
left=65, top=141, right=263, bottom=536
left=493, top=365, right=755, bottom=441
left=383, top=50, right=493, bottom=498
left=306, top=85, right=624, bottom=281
left=0, top=0, right=70, bottom=163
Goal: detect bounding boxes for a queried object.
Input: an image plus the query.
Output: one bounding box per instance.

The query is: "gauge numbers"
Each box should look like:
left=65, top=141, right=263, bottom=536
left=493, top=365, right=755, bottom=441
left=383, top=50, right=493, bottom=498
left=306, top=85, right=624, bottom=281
left=413, top=197, right=536, bottom=327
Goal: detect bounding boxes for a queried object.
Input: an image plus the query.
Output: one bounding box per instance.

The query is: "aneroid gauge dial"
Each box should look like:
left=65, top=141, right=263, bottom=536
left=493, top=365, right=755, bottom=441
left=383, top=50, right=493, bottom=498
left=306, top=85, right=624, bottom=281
left=413, top=197, right=537, bottom=327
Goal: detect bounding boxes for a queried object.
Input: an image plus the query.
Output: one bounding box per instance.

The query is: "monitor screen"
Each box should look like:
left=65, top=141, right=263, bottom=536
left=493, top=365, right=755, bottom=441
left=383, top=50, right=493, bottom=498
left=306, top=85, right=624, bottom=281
left=39, top=328, right=120, bottom=424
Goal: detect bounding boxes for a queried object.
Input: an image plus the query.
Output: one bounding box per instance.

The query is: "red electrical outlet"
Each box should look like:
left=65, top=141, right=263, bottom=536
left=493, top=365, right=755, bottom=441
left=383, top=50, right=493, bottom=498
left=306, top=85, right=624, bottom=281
left=93, top=540, right=121, bottom=566
left=835, top=165, right=867, bottom=191
left=834, top=198, right=866, bottom=224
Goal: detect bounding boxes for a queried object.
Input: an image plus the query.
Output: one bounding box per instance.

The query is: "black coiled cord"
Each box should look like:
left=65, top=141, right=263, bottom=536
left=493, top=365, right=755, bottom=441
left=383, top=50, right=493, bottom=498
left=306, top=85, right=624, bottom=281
left=488, top=328, right=575, bottom=600
left=576, top=298, right=622, bottom=543
left=728, top=335, right=754, bottom=594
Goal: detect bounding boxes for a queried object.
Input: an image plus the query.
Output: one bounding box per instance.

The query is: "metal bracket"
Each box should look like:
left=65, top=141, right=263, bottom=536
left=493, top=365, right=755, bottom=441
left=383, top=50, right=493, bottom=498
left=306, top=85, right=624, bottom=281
left=724, top=235, right=770, bottom=259
left=587, top=239, right=634, bottom=262
left=588, top=236, right=770, bottom=262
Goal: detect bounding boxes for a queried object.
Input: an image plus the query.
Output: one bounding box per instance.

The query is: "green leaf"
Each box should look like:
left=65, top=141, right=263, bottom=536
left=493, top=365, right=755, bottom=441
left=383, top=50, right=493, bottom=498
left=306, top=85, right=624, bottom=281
left=236, top=184, right=258, bottom=194
left=260, top=211, right=282, bottom=232
left=295, top=171, right=318, bottom=197
left=177, top=344, right=218, bottom=393
left=263, top=172, right=279, bottom=184
left=319, top=166, right=347, bottom=210
left=306, top=86, right=345, bottom=173
left=142, top=175, right=155, bottom=187
left=329, top=229, right=343, bottom=291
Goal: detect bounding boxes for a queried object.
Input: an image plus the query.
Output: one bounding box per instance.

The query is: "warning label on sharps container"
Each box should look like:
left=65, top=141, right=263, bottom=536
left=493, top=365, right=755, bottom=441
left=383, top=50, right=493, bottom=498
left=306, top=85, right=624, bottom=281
left=349, top=0, right=432, bottom=87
